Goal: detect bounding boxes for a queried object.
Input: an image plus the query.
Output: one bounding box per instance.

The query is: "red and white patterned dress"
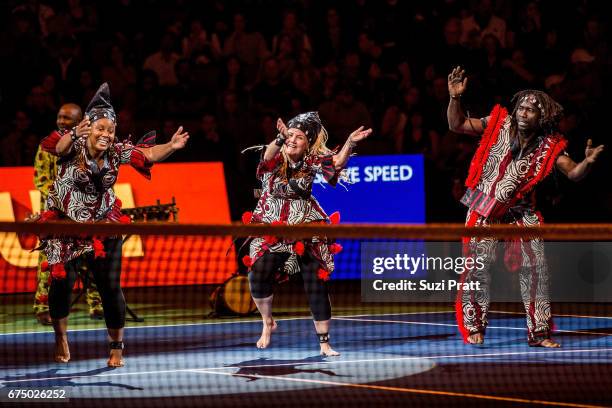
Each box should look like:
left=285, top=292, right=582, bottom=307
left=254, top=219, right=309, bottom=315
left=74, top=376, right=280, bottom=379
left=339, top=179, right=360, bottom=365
left=38, top=130, right=152, bottom=267
left=247, top=152, right=342, bottom=277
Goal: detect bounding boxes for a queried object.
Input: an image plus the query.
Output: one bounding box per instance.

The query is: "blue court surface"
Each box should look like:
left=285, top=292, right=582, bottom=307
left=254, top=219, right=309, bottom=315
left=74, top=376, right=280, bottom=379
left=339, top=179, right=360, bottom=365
left=1, top=311, right=611, bottom=407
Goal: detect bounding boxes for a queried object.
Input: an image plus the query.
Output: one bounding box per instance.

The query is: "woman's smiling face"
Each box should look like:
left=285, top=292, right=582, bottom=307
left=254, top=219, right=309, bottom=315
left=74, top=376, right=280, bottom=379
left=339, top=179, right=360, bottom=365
left=89, top=118, right=115, bottom=153
left=284, top=128, right=308, bottom=160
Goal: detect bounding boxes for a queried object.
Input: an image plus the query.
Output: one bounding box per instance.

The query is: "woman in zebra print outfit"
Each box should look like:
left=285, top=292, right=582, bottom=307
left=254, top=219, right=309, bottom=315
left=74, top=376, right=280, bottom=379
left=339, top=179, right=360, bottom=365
left=39, top=83, right=189, bottom=367
left=447, top=66, right=604, bottom=347
left=243, top=111, right=371, bottom=356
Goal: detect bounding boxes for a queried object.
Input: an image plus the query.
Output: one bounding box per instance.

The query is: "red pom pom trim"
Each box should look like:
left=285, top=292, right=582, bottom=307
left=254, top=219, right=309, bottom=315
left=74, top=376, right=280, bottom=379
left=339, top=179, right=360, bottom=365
left=119, top=215, right=132, bottom=224
left=294, top=241, right=305, bottom=255
left=242, top=255, right=253, bottom=267
left=329, top=211, right=340, bottom=224
left=93, top=238, right=106, bottom=258
left=242, top=211, right=253, bottom=224
left=329, top=243, right=343, bottom=254
left=41, top=260, right=49, bottom=271
left=36, top=294, right=48, bottom=303
left=317, top=268, right=331, bottom=281
left=264, top=235, right=278, bottom=245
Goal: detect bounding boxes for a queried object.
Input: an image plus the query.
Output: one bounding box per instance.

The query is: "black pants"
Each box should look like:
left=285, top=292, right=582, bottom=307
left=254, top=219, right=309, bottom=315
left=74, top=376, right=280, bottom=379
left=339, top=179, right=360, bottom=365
left=249, top=252, right=331, bottom=321
left=49, top=238, right=125, bottom=329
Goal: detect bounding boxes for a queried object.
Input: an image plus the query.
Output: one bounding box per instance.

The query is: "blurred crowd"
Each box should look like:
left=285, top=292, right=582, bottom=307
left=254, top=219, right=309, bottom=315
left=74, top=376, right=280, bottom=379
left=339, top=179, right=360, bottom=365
left=0, top=0, right=609, bottom=221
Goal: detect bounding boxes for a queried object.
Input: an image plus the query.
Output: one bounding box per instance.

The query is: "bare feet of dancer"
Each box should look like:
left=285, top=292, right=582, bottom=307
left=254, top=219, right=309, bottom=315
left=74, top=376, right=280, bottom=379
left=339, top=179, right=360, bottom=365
left=256, top=318, right=277, bottom=349
left=107, top=342, right=125, bottom=367
left=317, top=332, right=340, bottom=356
left=107, top=329, right=125, bottom=367
left=467, top=332, right=484, bottom=345
left=252, top=294, right=276, bottom=349
left=314, top=320, right=340, bottom=356
left=320, top=341, right=340, bottom=357
left=530, top=338, right=560, bottom=348
left=52, top=317, right=70, bottom=363
left=54, top=334, right=70, bottom=363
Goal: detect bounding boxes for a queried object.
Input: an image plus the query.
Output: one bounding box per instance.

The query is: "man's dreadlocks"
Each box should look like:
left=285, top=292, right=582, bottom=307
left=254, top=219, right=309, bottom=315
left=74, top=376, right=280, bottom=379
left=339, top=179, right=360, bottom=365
left=510, top=89, right=564, bottom=135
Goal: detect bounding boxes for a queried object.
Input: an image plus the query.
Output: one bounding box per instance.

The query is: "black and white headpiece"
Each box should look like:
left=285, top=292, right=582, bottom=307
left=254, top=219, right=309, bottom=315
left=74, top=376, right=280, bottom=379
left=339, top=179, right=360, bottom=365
left=85, top=82, right=117, bottom=123
left=287, top=111, right=323, bottom=144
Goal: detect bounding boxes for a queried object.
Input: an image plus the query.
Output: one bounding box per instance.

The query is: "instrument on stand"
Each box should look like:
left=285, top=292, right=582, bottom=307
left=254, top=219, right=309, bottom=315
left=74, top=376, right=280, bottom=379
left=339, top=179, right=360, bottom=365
left=209, top=274, right=257, bottom=317
left=121, top=197, right=179, bottom=222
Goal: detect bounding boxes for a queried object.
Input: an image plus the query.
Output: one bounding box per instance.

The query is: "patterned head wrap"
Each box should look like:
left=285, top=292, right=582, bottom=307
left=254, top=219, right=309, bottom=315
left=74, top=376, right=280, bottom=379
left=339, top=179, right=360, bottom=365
left=85, top=83, right=117, bottom=123
left=521, top=93, right=542, bottom=111
left=511, top=89, right=564, bottom=133
left=287, top=111, right=323, bottom=144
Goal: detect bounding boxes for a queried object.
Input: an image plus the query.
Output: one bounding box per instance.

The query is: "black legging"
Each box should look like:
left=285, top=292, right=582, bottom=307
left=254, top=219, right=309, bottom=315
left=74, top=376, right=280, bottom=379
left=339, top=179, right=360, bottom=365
left=49, top=238, right=125, bottom=329
left=249, top=252, right=331, bottom=321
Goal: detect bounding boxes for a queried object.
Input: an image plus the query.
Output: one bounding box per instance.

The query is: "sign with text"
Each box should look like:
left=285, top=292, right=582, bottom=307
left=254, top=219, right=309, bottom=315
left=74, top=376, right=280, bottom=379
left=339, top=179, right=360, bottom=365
left=0, top=163, right=236, bottom=293
left=312, top=155, right=425, bottom=279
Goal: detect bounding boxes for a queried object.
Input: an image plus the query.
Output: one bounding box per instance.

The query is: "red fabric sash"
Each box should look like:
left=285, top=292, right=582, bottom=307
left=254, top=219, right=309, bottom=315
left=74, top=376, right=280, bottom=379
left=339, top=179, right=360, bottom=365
left=465, top=105, right=507, bottom=189
left=515, top=134, right=567, bottom=200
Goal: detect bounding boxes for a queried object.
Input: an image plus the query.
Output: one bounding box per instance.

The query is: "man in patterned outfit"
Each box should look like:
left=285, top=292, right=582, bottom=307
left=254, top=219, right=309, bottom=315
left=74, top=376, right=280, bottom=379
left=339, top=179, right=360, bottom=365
left=33, top=103, right=103, bottom=325
left=447, top=66, right=604, bottom=347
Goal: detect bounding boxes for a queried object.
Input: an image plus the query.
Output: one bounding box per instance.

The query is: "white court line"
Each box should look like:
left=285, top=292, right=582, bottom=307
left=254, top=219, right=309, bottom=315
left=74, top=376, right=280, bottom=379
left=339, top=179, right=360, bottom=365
left=335, top=317, right=612, bottom=337
left=0, top=310, right=453, bottom=337
left=352, top=309, right=612, bottom=321
left=1, top=309, right=608, bottom=337
left=187, top=369, right=606, bottom=408
left=335, top=310, right=453, bottom=318
left=0, top=316, right=309, bottom=337
left=491, top=310, right=612, bottom=320
left=3, top=347, right=612, bottom=385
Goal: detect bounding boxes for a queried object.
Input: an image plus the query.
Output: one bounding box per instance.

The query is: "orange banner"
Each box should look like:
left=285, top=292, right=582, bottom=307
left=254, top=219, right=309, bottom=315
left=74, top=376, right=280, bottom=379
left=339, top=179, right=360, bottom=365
left=0, top=163, right=236, bottom=293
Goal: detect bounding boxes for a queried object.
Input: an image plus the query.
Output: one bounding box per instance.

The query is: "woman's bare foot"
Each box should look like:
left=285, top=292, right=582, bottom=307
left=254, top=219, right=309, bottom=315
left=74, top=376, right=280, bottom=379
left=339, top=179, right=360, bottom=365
left=320, top=343, right=340, bottom=356
left=467, top=332, right=484, bottom=344
left=107, top=349, right=124, bottom=367
left=256, top=318, right=277, bottom=349
left=54, top=335, right=70, bottom=363
left=530, top=338, right=560, bottom=348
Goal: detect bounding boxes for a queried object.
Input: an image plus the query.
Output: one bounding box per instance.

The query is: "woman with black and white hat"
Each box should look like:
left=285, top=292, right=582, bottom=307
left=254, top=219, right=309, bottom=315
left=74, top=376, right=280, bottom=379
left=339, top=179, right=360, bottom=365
left=242, top=111, right=371, bottom=356
left=39, top=83, right=189, bottom=367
